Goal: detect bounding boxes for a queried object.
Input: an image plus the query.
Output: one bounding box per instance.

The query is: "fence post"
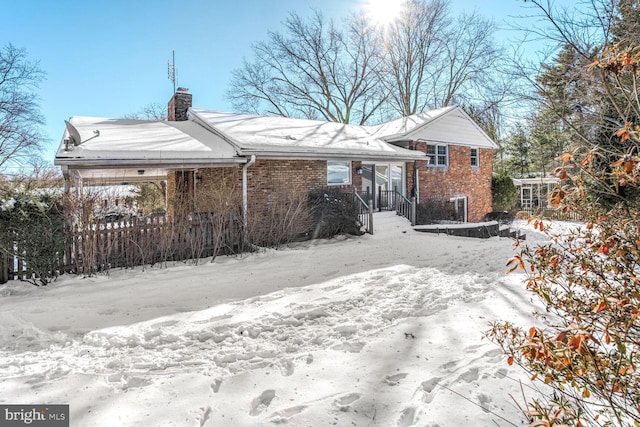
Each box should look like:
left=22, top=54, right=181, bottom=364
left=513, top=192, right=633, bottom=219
left=368, top=199, right=374, bottom=235
left=410, top=197, right=416, bottom=226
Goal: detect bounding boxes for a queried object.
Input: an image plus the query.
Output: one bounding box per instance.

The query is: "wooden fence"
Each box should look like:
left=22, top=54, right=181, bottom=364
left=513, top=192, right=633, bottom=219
left=1, top=214, right=244, bottom=283
left=518, top=208, right=583, bottom=222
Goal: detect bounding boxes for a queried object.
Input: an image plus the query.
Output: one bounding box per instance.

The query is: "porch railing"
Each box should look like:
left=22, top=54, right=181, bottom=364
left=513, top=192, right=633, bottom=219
left=394, top=191, right=416, bottom=226
left=377, top=188, right=395, bottom=211
left=354, top=191, right=374, bottom=235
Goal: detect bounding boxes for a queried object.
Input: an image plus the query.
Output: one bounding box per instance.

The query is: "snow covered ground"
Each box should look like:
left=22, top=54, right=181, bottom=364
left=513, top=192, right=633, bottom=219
left=0, top=213, right=554, bottom=426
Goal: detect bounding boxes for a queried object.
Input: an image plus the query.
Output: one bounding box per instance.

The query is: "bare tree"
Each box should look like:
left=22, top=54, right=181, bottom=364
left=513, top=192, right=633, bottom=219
left=122, top=102, right=168, bottom=120
left=0, top=44, right=45, bottom=170
left=226, top=10, right=387, bottom=124
left=16, top=156, right=63, bottom=189
left=436, top=12, right=505, bottom=107
left=380, top=0, right=506, bottom=116
left=227, top=2, right=506, bottom=123
left=508, top=0, right=640, bottom=203
left=380, top=0, right=449, bottom=115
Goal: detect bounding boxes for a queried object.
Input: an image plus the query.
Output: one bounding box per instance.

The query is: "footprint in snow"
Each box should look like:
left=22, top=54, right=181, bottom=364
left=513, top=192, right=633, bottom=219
left=494, top=368, right=508, bottom=379
left=439, top=360, right=460, bottom=372
left=269, top=405, right=307, bottom=424
left=210, top=378, right=222, bottom=394
left=249, top=389, right=276, bottom=416
left=333, top=393, right=361, bottom=411
left=456, top=367, right=480, bottom=383
left=279, top=359, right=295, bottom=376
left=482, top=348, right=504, bottom=362
left=463, top=344, right=484, bottom=352
left=477, top=393, right=492, bottom=413
left=384, top=372, right=408, bottom=386
left=397, top=406, right=418, bottom=427
left=416, top=377, right=441, bottom=403
left=197, top=406, right=212, bottom=427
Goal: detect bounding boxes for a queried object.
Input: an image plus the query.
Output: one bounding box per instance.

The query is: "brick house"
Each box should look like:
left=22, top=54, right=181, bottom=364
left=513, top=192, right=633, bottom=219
left=55, top=89, right=497, bottom=227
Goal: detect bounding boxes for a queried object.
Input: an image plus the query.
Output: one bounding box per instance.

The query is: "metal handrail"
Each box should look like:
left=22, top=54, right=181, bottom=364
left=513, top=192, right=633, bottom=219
left=394, top=190, right=416, bottom=225
left=354, top=191, right=374, bottom=235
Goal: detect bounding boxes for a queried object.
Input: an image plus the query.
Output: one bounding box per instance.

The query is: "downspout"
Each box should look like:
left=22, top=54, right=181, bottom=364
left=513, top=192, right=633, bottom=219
left=61, top=166, right=70, bottom=193
left=242, top=154, right=256, bottom=234
left=414, top=160, right=420, bottom=202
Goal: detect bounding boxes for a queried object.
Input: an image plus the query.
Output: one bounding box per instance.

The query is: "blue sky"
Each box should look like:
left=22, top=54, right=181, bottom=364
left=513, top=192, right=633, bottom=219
left=1, top=0, right=550, bottom=167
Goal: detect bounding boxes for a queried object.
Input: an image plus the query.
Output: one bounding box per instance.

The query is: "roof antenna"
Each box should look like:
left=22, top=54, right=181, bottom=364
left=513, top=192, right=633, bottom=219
left=168, top=50, right=177, bottom=94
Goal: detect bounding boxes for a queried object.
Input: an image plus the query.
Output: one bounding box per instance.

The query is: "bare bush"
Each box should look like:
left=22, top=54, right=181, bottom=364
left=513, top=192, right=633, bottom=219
left=416, top=195, right=456, bottom=224
left=248, top=184, right=314, bottom=247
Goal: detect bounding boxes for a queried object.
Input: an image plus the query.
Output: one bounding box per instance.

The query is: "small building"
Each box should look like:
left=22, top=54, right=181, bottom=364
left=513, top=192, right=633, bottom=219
left=513, top=176, right=561, bottom=211
left=54, top=88, right=498, bottom=227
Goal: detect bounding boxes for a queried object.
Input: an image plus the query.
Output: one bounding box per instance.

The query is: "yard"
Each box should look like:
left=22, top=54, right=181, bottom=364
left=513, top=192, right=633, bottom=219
left=0, top=212, right=557, bottom=426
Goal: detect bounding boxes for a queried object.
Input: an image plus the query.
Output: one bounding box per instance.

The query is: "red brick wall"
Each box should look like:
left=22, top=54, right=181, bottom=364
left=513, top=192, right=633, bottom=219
left=412, top=143, right=493, bottom=222
left=247, top=160, right=324, bottom=213
left=167, top=159, right=361, bottom=217
left=167, top=90, right=192, bottom=122
left=166, top=155, right=491, bottom=223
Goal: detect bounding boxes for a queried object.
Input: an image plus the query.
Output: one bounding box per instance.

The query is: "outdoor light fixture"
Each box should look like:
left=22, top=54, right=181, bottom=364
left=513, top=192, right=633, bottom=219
left=356, top=167, right=363, bottom=175
left=137, top=170, right=145, bottom=175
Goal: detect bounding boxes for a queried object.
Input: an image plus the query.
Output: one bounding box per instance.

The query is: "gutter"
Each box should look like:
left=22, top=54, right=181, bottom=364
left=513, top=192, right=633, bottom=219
left=236, top=149, right=425, bottom=162
left=242, top=154, right=256, bottom=234
left=54, top=157, right=246, bottom=168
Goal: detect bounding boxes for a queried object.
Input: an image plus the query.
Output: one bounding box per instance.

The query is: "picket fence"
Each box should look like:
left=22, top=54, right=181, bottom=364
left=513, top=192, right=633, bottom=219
left=0, top=214, right=244, bottom=284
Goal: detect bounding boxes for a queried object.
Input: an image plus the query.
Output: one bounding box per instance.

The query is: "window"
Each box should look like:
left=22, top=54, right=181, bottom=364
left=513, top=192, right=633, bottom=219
left=470, top=148, right=479, bottom=168
left=426, top=144, right=448, bottom=167
left=327, top=161, right=351, bottom=185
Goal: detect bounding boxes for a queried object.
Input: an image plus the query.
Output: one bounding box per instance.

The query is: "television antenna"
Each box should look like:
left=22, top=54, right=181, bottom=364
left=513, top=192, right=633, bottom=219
left=168, top=50, right=178, bottom=93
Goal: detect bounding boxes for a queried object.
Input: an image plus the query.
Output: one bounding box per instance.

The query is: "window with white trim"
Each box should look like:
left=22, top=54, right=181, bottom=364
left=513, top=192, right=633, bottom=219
left=327, top=161, right=351, bottom=185
left=470, top=148, right=479, bottom=168
left=426, top=144, right=448, bottom=167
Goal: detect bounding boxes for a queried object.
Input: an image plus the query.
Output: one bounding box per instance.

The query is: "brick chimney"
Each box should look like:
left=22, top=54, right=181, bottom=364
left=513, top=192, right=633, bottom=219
left=168, top=87, right=192, bottom=121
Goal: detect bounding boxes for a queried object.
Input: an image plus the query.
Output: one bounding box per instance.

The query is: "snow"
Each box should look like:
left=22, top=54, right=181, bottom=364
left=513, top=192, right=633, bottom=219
left=0, top=213, right=552, bottom=426
left=372, top=106, right=498, bottom=149
left=57, top=117, right=238, bottom=160
left=190, top=109, right=424, bottom=160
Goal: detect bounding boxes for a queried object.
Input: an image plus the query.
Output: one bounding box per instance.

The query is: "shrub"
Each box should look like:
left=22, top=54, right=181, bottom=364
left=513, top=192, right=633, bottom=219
left=0, top=189, right=67, bottom=286
left=248, top=184, right=314, bottom=247
left=308, top=188, right=362, bottom=238
left=487, top=44, right=640, bottom=427
left=491, top=173, right=517, bottom=212
left=415, top=195, right=456, bottom=225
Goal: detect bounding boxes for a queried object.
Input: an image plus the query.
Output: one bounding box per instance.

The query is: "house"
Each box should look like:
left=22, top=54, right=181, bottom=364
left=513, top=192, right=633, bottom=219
left=55, top=88, right=497, bottom=228
left=513, top=176, right=561, bottom=211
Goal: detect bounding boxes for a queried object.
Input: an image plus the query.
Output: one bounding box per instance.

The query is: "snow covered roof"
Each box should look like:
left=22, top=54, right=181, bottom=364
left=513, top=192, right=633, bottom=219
left=54, top=105, right=497, bottom=184
left=374, top=106, right=498, bottom=149
left=513, top=177, right=561, bottom=185
left=189, top=109, right=424, bottom=161
left=371, top=106, right=455, bottom=138
left=55, top=116, right=244, bottom=183
left=56, top=116, right=239, bottom=162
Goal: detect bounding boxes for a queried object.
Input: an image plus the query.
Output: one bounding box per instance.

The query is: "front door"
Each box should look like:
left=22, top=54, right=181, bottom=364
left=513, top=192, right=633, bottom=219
left=361, top=163, right=404, bottom=210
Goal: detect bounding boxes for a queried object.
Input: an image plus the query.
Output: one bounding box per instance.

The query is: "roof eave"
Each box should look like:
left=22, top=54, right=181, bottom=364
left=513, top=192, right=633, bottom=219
left=54, top=157, right=247, bottom=169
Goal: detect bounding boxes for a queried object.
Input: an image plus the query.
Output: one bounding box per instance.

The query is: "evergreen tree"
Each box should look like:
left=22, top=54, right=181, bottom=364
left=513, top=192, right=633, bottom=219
left=506, top=124, right=532, bottom=177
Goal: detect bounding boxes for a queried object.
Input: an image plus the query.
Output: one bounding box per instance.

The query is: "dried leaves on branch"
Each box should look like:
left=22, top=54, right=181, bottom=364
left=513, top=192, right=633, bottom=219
left=487, top=43, right=640, bottom=427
